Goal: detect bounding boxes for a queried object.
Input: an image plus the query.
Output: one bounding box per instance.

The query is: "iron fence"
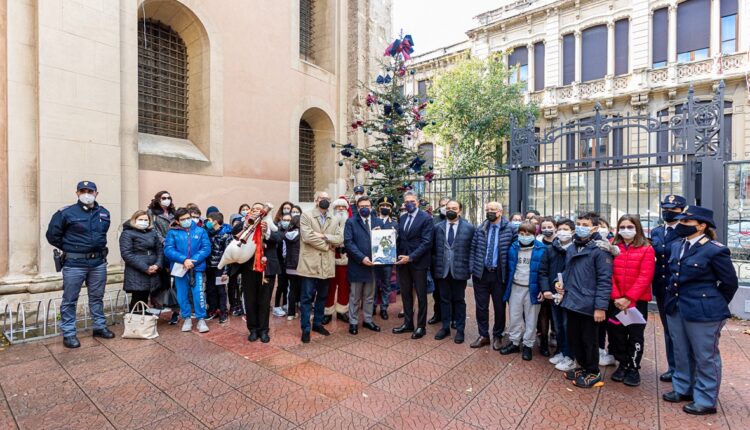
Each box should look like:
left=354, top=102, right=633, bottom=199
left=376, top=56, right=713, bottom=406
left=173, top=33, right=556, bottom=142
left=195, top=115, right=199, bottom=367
left=416, top=174, right=510, bottom=225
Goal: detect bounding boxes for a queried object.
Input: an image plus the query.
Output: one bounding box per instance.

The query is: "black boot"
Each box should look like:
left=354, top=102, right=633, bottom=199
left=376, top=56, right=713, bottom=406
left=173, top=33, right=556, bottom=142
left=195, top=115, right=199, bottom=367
left=538, top=335, right=550, bottom=357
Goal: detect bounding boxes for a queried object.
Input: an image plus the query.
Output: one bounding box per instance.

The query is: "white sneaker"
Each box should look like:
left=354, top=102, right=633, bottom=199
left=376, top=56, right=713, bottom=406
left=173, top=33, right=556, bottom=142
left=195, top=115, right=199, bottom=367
left=197, top=319, right=209, bottom=333
left=272, top=307, right=286, bottom=317
left=555, top=357, right=576, bottom=371
left=599, top=348, right=616, bottom=366
left=549, top=352, right=564, bottom=365
left=181, top=318, right=192, bottom=332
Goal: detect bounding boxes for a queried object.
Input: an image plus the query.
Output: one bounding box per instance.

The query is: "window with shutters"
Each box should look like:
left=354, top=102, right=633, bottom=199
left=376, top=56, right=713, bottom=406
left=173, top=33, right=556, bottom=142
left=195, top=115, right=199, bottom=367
left=582, top=25, right=607, bottom=82
left=138, top=19, right=188, bottom=139
left=721, top=0, right=738, bottom=54
left=652, top=8, right=668, bottom=68
left=417, top=80, right=429, bottom=98
left=614, top=19, right=629, bottom=76
left=562, top=34, right=575, bottom=85
left=299, top=120, right=316, bottom=202
left=299, top=0, right=315, bottom=62
left=533, top=42, right=544, bottom=91
left=676, top=0, right=710, bottom=63
left=508, top=46, right=528, bottom=88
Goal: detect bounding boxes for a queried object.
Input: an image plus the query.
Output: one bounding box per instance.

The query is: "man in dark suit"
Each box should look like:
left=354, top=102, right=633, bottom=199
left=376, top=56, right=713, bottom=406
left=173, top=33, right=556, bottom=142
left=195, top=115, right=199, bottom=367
left=432, top=200, right=475, bottom=344
left=344, top=196, right=384, bottom=335
left=393, top=191, right=434, bottom=339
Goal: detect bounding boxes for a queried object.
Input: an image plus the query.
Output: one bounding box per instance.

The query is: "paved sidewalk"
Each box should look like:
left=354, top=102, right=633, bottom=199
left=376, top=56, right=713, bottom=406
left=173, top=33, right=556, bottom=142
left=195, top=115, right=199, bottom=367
left=0, top=293, right=748, bottom=430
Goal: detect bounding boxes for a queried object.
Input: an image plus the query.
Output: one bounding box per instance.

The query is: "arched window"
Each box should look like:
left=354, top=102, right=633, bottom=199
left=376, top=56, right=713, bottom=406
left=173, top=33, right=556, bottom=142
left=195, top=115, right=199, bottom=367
left=299, top=120, right=316, bottom=202
left=138, top=19, right=188, bottom=139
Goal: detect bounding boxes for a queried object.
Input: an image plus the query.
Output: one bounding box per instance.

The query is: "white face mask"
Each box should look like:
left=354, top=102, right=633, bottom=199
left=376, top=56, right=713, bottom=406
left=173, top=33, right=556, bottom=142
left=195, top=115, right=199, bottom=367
left=161, top=198, right=171, bottom=207
left=619, top=229, right=636, bottom=240
left=439, top=207, right=447, bottom=216
left=135, top=219, right=149, bottom=229
left=557, top=230, right=573, bottom=242
left=79, top=193, right=96, bottom=205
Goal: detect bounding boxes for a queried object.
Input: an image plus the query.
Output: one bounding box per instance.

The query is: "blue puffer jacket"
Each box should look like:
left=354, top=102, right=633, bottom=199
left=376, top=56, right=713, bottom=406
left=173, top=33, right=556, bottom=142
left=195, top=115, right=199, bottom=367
left=503, top=240, right=549, bottom=304
left=560, top=234, right=613, bottom=316
left=164, top=223, right=212, bottom=272
left=469, top=218, right=515, bottom=283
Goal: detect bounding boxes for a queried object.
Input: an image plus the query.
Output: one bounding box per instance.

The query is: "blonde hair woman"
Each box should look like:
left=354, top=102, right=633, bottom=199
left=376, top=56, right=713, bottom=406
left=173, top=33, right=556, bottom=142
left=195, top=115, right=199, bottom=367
left=119, top=210, right=163, bottom=311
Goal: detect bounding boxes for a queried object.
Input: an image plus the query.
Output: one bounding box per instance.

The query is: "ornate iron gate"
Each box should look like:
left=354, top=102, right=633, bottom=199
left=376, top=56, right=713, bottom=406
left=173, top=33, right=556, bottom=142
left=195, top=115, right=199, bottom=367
left=508, top=83, right=728, bottom=235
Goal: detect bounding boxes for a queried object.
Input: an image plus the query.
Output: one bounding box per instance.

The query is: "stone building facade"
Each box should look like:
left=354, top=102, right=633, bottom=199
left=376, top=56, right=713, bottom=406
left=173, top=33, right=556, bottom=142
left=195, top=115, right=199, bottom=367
left=0, top=0, right=391, bottom=302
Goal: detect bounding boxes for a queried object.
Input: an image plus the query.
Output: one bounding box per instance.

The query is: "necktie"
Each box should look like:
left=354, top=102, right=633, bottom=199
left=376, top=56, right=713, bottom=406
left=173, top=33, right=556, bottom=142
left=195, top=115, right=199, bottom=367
left=485, top=225, right=497, bottom=267
left=364, top=218, right=369, bottom=230
left=448, top=223, right=455, bottom=246
left=682, top=240, right=691, bottom=259
left=405, top=215, right=413, bottom=232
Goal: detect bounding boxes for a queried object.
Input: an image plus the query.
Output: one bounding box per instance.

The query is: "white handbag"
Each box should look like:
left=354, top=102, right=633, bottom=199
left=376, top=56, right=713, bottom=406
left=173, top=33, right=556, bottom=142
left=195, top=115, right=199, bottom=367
left=122, top=301, right=159, bottom=339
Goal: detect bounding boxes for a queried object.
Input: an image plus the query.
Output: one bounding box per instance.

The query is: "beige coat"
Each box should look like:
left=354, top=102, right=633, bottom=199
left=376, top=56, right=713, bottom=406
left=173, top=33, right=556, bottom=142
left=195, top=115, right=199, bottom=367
left=296, top=208, right=344, bottom=279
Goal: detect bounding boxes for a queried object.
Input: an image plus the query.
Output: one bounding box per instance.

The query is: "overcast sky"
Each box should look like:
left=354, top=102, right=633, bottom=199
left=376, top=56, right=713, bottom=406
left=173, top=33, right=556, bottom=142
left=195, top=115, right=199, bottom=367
left=391, top=0, right=501, bottom=54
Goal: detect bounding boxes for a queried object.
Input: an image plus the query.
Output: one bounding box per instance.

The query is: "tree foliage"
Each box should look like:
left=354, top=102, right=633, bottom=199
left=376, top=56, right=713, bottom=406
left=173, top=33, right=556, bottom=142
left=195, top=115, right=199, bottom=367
left=425, top=53, right=536, bottom=176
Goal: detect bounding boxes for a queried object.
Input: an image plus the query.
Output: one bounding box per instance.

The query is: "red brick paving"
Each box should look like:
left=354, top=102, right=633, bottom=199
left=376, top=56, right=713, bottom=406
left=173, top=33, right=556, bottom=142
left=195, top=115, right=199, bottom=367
left=0, top=293, right=749, bottom=430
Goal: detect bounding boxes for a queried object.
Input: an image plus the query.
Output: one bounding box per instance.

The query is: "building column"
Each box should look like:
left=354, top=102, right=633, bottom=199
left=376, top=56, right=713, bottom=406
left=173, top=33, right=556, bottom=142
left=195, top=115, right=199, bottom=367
left=710, top=0, right=721, bottom=56
left=0, top=0, right=7, bottom=277
left=607, top=21, right=615, bottom=76
left=574, top=30, right=582, bottom=82
left=668, top=3, right=677, bottom=62
left=527, top=43, right=535, bottom=92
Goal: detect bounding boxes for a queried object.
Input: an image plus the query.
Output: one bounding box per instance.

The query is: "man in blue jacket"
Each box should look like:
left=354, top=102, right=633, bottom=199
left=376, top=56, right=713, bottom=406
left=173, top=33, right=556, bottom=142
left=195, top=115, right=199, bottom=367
left=650, top=194, right=686, bottom=382
left=164, top=207, right=212, bottom=334
left=46, top=181, right=113, bottom=348
left=393, top=191, right=434, bottom=339
left=468, top=201, right=514, bottom=350
left=344, top=196, right=384, bottom=335
left=432, top=200, right=475, bottom=344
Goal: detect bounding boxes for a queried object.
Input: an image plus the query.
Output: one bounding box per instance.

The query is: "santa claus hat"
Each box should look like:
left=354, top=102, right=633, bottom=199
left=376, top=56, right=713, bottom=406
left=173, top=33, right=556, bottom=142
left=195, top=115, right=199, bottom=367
left=332, top=196, right=349, bottom=209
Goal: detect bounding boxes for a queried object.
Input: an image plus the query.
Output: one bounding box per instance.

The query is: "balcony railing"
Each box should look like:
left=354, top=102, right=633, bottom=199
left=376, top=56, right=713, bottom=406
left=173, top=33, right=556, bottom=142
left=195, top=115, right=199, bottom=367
left=529, top=51, right=747, bottom=108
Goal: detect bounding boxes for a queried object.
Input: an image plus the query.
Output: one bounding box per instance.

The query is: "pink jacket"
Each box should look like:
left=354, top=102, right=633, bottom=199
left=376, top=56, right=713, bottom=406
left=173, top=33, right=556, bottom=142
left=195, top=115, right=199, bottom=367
left=611, top=242, right=655, bottom=306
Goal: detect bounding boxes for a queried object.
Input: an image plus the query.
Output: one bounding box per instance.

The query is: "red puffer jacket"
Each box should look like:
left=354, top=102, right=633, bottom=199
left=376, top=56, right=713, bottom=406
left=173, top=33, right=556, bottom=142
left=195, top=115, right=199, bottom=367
left=611, top=242, right=655, bottom=306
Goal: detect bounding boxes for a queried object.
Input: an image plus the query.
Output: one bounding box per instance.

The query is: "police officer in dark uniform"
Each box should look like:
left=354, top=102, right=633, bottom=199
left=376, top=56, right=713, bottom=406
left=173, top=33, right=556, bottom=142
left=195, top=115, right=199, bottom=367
left=661, top=206, right=738, bottom=415
left=649, top=194, right=686, bottom=382
left=45, top=181, right=114, bottom=348
left=374, top=196, right=398, bottom=319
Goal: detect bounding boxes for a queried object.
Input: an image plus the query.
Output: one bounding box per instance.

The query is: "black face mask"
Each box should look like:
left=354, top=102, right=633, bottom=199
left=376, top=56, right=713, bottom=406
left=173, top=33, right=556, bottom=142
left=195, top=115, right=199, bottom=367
left=675, top=223, right=699, bottom=238
left=486, top=212, right=498, bottom=222
left=662, top=210, right=679, bottom=223
left=446, top=210, right=458, bottom=221
left=318, top=199, right=330, bottom=210
left=379, top=207, right=391, bottom=216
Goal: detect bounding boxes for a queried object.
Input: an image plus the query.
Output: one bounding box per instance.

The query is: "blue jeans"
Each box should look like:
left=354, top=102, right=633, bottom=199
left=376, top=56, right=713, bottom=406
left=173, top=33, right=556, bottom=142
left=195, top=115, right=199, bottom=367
left=300, top=277, right=329, bottom=333
left=375, top=266, right=392, bottom=310
left=550, top=303, right=570, bottom=358
left=60, top=263, right=108, bottom=337
left=175, top=271, right=207, bottom=319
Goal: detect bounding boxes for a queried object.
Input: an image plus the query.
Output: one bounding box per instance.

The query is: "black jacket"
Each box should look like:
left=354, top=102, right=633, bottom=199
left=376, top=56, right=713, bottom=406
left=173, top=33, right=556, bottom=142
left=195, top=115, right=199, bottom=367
left=560, top=234, right=613, bottom=316
left=541, top=238, right=569, bottom=292
left=469, top=218, right=515, bottom=283
left=284, top=229, right=301, bottom=271
left=396, top=211, right=434, bottom=270
left=46, top=201, right=111, bottom=268
left=119, top=221, right=163, bottom=292
left=264, top=230, right=283, bottom=276
left=207, top=228, right=231, bottom=270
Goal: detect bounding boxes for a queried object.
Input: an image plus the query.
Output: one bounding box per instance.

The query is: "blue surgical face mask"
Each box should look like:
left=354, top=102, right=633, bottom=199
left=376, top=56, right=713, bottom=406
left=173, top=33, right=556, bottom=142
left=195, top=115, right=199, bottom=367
left=241, top=210, right=249, bottom=217
left=180, top=219, right=192, bottom=229
left=510, top=221, right=522, bottom=228
left=359, top=207, right=371, bottom=218
left=518, top=235, right=534, bottom=246
left=280, top=221, right=290, bottom=229
left=575, top=225, right=592, bottom=238
left=205, top=221, right=215, bottom=230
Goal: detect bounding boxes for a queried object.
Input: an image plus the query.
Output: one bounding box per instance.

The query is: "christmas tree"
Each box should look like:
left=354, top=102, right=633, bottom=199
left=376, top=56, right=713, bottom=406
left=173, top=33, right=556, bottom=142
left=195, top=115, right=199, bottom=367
left=334, top=33, right=434, bottom=201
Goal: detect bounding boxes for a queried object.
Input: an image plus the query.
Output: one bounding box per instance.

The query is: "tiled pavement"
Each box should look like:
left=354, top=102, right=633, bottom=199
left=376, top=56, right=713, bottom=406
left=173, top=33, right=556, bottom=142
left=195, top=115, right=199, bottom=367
left=1, top=292, right=749, bottom=430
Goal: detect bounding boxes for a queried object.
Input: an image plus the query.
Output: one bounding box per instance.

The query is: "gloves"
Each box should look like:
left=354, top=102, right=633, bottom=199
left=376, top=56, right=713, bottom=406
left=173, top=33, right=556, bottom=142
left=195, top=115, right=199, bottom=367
left=595, top=239, right=620, bottom=256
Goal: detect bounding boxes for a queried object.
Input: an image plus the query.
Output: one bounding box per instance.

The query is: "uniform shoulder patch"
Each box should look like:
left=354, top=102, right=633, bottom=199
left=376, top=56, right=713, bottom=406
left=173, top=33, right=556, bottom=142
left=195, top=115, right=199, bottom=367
left=710, top=240, right=725, bottom=247
left=699, top=237, right=710, bottom=245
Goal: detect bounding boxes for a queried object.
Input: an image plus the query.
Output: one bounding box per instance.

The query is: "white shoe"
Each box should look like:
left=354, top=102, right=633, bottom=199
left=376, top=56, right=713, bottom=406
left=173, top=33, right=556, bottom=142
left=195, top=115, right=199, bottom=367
left=272, top=307, right=286, bottom=317
left=197, top=319, right=209, bottom=333
left=599, top=348, right=616, bottom=366
left=555, top=357, right=576, bottom=371
left=181, top=318, right=192, bottom=332
left=549, top=352, right=564, bottom=365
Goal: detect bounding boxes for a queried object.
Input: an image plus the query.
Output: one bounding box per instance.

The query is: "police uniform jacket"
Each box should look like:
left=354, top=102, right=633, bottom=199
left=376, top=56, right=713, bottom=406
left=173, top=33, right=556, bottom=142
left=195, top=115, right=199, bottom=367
left=46, top=201, right=111, bottom=268
left=650, top=224, right=681, bottom=298
left=665, top=236, right=739, bottom=322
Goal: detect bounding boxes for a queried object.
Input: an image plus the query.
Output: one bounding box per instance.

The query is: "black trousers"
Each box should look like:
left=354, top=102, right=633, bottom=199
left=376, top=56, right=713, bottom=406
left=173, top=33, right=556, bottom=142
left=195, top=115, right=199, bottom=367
left=567, top=310, right=600, bottom=374
left=274, top=272, right=289, bottom=307
left=606, top=300, right=648, bottom=369
left=227, top=270, right=242, bottom=309
left=205, top=267, right=228, bottom=313
left=472, top=269, right=505, bottom=339
left=397, top=265, right=428, bottom=328
left=287, top=274, right=301, bottom=317
left=240, top=262, right=271, bottom=333
left=436, top=275, right=467, bottom=331
left=128, top=291, right=150, bottom=312
left=537, top=300, right=552, bottom=340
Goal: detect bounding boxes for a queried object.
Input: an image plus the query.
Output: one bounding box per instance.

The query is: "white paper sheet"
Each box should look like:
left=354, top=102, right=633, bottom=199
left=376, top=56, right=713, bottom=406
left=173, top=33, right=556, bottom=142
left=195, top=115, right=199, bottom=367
left=615, top=307, right=647, bottom=326
left=171, top=262, right=187, bottom=278
left=216, top=276, right=227, bottom=285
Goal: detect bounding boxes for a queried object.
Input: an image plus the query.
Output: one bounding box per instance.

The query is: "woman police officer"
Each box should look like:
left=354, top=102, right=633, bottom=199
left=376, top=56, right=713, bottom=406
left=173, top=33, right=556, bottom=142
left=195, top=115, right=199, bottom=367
left=661, top=205, right=738, bottom=415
